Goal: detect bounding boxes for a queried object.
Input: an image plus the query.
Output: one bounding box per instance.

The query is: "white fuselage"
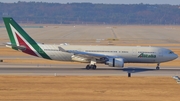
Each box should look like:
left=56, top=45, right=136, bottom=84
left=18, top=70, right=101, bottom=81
left=3, top=17, right=178, bottom=70
left=39, top=44, right=178, bottom=63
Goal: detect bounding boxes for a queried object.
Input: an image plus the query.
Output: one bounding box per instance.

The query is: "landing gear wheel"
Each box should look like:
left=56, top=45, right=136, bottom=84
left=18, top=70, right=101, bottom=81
left=86, top=65, right=97, bottom=70
left=86, top=65, right=90, bottom=70
left=92, top=65, right=97, bottom=70
left=156, top=63, right=160, bottom=70
left=156, top=67, right=160, bottom=70
left=86, top=59, right=97, bottom=70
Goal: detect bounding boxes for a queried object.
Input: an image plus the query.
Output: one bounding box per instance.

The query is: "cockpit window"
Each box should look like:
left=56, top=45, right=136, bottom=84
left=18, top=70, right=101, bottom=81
left=169, top=51, right=174, bottom=54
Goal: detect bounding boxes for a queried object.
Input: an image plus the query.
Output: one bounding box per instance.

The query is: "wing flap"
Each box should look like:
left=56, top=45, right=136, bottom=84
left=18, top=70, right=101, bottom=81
left=59, top=46, right=120, bottom=60
left=67, top=50, right=107, bottom=59
left=58, top=46, right=107, bottom=59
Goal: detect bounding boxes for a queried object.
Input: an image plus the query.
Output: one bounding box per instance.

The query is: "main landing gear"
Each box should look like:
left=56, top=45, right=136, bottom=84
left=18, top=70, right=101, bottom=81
left=156, top=63, right=160, bottom=70
left=86, top=65, right=97, bottom=70
left=86, top=59, right=97, bottom=70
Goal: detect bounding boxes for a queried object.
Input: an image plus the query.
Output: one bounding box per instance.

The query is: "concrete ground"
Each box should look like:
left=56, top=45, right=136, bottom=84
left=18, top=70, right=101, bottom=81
left=0, top=25, right=180, bottom=45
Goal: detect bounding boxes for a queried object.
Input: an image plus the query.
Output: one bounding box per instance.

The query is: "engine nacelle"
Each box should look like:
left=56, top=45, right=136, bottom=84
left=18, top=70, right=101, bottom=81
left=105, top=58, right=124, bottom=67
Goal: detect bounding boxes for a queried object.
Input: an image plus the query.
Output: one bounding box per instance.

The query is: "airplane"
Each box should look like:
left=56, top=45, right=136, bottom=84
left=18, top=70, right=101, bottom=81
left=2, top=17, right=178, bottom=70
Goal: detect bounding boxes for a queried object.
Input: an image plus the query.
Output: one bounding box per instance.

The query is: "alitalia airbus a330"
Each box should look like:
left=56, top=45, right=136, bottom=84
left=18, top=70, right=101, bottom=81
left=3, top=17, right=178, bottom=70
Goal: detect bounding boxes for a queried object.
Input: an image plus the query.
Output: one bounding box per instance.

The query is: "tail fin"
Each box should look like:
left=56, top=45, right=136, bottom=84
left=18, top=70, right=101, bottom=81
left=3, top=17, right=51, bottom=59
left=3, top=17, right=38, bottom=49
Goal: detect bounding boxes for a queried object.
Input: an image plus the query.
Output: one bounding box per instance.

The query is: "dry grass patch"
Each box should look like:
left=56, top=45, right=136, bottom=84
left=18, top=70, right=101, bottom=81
left=0, top=47, right=27, bottom=56
left=3, top=59, right=79, bottom=65
left=0, top=76, right=179, bottom=101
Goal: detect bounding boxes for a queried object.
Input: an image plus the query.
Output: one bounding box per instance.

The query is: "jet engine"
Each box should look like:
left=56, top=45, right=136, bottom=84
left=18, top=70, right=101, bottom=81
left=105, top=58, right=124, bottom=67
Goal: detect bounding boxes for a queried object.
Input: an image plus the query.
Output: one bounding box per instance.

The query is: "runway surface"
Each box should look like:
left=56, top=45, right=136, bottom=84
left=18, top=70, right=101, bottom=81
left=1, top=25, right=180, bottom=45
left=0, top=63, right=180, bottom=76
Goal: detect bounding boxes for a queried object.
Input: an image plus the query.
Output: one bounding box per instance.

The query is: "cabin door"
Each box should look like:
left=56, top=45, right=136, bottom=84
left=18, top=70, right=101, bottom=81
left=132, top=49, right=137, bottom=56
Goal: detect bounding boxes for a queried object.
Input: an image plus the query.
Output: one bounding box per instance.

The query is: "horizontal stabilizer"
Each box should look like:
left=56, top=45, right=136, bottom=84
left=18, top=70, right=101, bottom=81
left=5, top=42, right=26, bottom=50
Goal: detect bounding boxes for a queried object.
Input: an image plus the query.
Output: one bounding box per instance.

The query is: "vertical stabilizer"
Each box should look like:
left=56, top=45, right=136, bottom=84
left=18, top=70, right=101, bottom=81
left=3, top=17, right=51, bottom=59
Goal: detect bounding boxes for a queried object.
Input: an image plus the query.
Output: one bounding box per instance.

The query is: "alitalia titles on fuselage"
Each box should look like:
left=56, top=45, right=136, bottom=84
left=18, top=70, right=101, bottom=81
left=138, top=53, right=156, bottom=58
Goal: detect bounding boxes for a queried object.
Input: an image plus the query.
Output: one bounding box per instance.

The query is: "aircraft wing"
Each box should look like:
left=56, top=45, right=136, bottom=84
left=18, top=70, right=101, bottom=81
left=58, top=46, right=110, bottom=59
left=68, top=50, right=107, bottom=59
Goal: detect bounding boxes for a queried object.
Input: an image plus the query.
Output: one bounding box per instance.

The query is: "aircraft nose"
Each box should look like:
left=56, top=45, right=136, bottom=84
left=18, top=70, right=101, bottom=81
left=172, top=54, right=178, bottom=60
left=175, top=54, right=178, bottom=59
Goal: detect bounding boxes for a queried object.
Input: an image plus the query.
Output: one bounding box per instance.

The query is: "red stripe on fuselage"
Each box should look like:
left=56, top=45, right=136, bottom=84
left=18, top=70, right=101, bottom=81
left=15, top=33, right=38, bottom=57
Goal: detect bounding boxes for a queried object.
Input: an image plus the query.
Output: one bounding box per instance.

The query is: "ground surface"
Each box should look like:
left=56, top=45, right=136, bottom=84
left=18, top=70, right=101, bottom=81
left=0, top=76, right=180, bottom=101
left=1, top=25, right=180, bottom=45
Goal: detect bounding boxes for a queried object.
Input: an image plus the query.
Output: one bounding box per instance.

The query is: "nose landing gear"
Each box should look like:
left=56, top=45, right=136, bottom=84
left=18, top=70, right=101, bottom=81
left=156, top=63, right=160, bottom=70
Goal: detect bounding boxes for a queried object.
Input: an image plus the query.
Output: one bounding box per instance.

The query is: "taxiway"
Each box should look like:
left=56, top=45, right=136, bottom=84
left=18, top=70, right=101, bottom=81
left=0, top=64, right=179, bottom=76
